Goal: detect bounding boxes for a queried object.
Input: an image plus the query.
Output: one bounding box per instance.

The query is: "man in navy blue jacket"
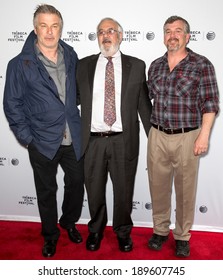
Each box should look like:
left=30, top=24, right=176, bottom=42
left=3, top=4, right=84, bottom=257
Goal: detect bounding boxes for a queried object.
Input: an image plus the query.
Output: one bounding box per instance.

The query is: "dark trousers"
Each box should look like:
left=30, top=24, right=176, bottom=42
left=84, top=134, right=138, bottom=238
left=28, top=143, right=84, bottom=241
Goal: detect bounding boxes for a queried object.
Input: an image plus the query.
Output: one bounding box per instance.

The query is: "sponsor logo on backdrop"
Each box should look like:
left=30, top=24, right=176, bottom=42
left=88, top=32, right=97, bottom=41
left=0, top=157, right=7, bottom=166
left=0, top=157, right=19, bottom=166
left=123, top=30, right=142, bottom=42
left=18, top=195, right=37, bottom=206
left=190, top=30, right=202, bottom=41
left=11, top=158, right=19, bottom=166
left=199, top=205, right=208, bottom=213
left=62, top=31, right=84, bottom=42
left=146, top=31, right=155, bottom=41
left=206, top=31, right=215, bottom=40
left=8, top=31, right=28, bottom=42
left=145, top=202, right=152, bottom=210
left=132, top=201, right=140, bottom=210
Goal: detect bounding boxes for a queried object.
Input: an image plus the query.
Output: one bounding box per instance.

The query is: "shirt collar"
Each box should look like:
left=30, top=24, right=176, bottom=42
left=34, top=39, right=64, bottom=56
left=162, top=47, right=192, bottom=64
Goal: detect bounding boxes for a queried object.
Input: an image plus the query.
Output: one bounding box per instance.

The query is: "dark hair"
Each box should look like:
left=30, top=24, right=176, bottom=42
left=33, top=4, right=63, bottom=29
left=163, top=16, right=190, bottom=34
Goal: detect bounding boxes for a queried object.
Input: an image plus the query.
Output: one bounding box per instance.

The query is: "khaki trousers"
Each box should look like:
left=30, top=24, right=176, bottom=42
left=147, top=127, right=200, bottom=241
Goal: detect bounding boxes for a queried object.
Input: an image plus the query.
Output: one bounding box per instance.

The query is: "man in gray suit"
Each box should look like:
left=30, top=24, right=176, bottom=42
left=76, top=17, right=152, bottom=252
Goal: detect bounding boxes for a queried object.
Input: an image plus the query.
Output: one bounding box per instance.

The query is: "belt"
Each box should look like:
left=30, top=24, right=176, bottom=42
left=60, top=144, right=72, bottom=147
left=90, top=131, right=122, bottom=137
left=152, top=124, right=198, bottom=134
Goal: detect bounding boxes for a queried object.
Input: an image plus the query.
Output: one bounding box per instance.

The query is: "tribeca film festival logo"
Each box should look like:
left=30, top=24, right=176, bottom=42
left=190, top=30, right=202, bottom=41
left=19, top=195, right=37, bottom=206
left=132, top=201, right=141, bottom=210
left=0, top=157, right=7, bottom=166
left=62, top=31, right=84, bottom=42
left=8, top=31, right=28, bottom=42
left=0, top=157, right=19, bottom=166
left=123, top=30, right=142, bottom=42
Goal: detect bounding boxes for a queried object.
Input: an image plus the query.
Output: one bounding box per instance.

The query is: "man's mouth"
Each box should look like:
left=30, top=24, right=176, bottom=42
left=168, top=38, right=178, bottom=43
left=103, top=39, right=111, bottom=44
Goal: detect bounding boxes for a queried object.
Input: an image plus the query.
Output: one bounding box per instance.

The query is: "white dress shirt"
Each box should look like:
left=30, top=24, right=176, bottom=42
left=91, top=51, right=123, bottom=132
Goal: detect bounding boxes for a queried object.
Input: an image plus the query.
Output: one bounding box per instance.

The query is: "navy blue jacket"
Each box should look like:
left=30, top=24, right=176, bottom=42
left=3, top=31, right=82, bottom=160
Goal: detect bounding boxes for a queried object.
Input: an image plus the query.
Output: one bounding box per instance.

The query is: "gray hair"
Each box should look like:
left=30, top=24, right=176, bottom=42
left=33, top=4, right=63, bottom=30
left=97, top=17, right=123, bottom=33
left=163, top=15, right=190, bottom=34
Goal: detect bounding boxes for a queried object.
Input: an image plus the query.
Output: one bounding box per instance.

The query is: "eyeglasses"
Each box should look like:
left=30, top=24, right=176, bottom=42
left=97, top=28, right=119, bottom=36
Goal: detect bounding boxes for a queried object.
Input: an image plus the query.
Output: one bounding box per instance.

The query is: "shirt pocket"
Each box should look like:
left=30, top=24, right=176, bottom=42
left=174, top=76, right=198, bottom=113
left=175, top=76, right=196, bottom=97
left=149, top=75, right=164, bottom=99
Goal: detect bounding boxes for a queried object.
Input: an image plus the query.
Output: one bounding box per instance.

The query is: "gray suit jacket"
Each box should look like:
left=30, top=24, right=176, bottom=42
left=76, top=52, right=152, bottom=160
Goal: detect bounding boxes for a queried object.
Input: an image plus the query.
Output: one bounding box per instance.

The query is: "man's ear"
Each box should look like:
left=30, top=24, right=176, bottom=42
left=186, top=33, right=191, bottom=44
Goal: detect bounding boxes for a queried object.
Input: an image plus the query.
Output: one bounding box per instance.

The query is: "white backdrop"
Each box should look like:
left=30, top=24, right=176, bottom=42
left=0, top=0, right=222, bottom=232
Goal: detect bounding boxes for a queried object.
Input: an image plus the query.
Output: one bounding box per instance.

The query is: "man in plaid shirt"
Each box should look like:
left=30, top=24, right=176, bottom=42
left=147, top=15, right=219, bottom=257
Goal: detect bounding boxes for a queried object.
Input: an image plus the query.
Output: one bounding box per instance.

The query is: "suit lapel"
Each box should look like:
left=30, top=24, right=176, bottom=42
left=88, top=54, right=99, bottom=95
left=121, top=53, right=131, bottom=99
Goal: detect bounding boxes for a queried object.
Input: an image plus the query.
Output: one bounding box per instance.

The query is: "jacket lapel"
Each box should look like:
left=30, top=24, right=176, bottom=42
left=121, top=53, right=131, bottom=99
left=88, top=54, right=99, bottom=96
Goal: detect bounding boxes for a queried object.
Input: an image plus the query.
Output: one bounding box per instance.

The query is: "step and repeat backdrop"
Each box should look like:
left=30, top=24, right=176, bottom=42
left=0, top=0, right=222, bottom=232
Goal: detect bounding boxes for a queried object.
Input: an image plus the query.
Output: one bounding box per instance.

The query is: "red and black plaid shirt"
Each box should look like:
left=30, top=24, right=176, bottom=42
left=147, top=48, right=219, bottom=129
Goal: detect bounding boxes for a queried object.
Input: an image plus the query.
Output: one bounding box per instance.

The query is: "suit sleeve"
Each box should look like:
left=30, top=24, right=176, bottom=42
left=138, top=63, right=152, bottom=136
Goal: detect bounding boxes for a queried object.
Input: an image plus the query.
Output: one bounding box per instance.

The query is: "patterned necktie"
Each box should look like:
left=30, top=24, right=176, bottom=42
left=104, top=57, right=116, bottom=127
